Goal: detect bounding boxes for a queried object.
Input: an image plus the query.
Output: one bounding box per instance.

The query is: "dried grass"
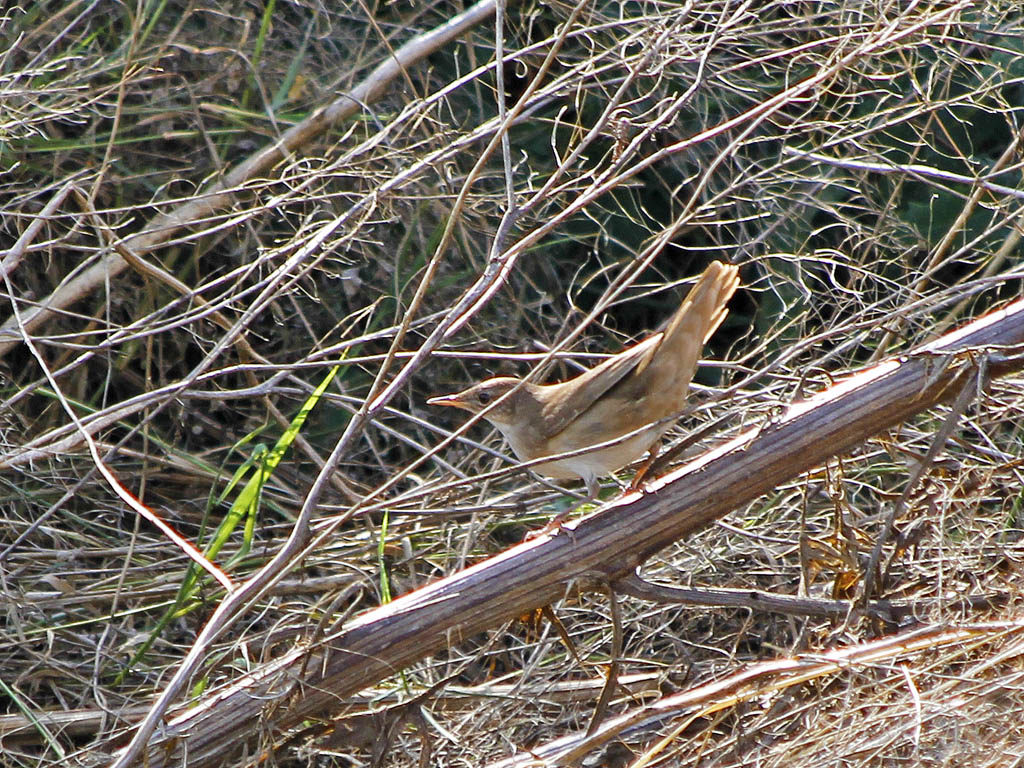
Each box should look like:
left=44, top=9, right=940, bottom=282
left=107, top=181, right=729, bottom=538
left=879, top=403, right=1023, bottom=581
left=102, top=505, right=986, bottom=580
left=2, top=0, right=1024, bottom=766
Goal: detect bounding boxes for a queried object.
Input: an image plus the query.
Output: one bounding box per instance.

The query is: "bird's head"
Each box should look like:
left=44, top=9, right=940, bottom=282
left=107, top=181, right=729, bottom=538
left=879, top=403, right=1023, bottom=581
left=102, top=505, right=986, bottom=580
left=427, top=377, right=530, bottom=427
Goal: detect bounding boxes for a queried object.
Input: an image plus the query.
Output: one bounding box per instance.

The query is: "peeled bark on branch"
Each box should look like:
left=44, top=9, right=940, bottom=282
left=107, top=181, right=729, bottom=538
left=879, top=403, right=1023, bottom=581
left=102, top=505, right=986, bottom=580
left=104, top=295, right=1024, bottom=767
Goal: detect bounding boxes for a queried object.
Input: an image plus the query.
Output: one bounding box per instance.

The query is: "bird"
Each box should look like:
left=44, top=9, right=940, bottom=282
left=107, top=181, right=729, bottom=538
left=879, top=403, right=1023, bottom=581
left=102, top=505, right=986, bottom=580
left=428, top=260, right=740, bottom=498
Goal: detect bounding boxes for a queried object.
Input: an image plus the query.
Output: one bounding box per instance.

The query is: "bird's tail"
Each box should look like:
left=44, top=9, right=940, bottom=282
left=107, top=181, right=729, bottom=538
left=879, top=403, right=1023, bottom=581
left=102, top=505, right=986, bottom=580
left=635, top=260, right=740, bottom=377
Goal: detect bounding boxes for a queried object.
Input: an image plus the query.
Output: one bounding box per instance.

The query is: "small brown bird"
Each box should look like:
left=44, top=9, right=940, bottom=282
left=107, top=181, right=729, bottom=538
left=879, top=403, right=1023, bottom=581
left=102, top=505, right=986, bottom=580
left=429, top=261, right=740, bottom=496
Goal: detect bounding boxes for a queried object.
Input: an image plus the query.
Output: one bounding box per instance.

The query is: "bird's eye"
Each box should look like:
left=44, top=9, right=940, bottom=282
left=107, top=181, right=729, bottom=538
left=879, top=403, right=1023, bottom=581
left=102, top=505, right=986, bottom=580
left=476, top=391, right=492, bottom=405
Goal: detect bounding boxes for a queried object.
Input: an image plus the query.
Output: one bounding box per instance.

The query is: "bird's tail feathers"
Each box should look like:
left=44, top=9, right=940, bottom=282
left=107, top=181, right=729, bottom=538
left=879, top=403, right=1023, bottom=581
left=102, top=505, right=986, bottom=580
left=635, top=260, right=739, bottom=376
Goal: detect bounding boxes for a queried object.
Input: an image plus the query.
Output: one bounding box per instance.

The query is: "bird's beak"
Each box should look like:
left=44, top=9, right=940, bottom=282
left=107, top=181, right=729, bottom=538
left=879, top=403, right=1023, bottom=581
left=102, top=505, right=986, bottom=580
left=427, top=393, right=468, bottom=410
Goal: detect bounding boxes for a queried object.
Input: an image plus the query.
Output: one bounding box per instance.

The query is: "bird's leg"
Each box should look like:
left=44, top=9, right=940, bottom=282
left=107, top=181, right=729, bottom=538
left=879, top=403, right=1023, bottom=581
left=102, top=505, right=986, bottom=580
left=628, top=444, right=661, bottom=492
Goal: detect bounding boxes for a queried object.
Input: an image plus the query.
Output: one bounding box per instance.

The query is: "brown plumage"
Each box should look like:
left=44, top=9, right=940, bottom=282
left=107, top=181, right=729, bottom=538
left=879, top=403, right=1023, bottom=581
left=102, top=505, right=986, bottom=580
left=429, top=261, right=740, bottom=495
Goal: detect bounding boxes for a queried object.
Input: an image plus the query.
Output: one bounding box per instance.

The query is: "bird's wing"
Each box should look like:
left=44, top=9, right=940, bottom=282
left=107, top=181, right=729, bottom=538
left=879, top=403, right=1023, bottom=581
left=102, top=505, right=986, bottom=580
left=538, top=334, right=660, bottom=439
left=539, top=262, right=739, bottom=441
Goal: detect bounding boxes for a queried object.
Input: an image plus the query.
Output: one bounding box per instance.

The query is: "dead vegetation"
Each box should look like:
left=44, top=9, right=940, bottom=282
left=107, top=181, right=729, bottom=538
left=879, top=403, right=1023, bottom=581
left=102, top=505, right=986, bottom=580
left=2, top=0, right=1024, bottom=766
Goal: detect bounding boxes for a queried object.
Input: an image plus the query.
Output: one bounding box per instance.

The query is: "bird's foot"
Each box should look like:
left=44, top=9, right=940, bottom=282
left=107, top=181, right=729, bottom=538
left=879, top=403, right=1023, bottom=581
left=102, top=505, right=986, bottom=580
left=525, top=512, right=576, bottom=542
left=626, top=468, right=651, bottom=493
